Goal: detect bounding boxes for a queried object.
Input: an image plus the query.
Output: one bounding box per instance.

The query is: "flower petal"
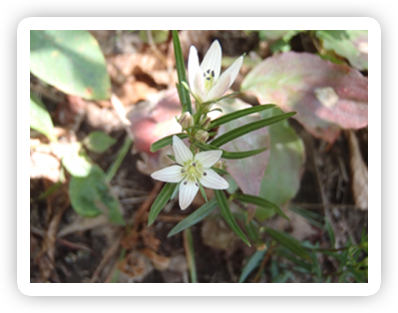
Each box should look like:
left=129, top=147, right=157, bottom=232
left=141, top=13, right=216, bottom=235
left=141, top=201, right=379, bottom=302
left=199, top=169, right=229, bottom=190
left=173, top=135, right=193, bottom=165
left=151, top=165, right=184, bottom=183
left=179, top=180, right=199, bottom=210
left=192, top=69, right=206, bottom=102
left=200, top=40, right=222, bottom=81
left=188, top=46, right=200, bottom=91
left=206, top=55, right=243, bottom=101
left=194, top=150, right=222, bottom=168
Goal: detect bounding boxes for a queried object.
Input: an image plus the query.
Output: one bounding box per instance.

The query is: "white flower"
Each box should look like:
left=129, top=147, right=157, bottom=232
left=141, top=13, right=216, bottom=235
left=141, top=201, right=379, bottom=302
left=151, top=135, right=229, bottom=210
left=188, top=40, right=243, bottom=104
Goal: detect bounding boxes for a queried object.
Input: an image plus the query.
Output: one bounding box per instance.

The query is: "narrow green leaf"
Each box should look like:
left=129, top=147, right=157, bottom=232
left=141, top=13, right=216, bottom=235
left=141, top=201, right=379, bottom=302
left=148, top=183, right=176, bottom=225
left=214, top=190, right=250, bottom=246
left=105, top=136, right=132, bottom=182
left=167, top=198, right=218, bottom=237
left=194, top=142, right=267, bottom=160
left=83, top=131, right=116, bottom=154
left=209, top=104, right=276, bottom=129
left=245, top=220, right=263, bottom=245
left=170, top=183, right=180, bottom=200
left=172, top=30, right=192, bottom=114
left=265, top=227, right=310, bottom=260
left=211, top=112, right=296, bottom=147
left=325, top=219, right=336, bottom=248
left=167, top=154, right=176, bottom=162
left=184, top=228, right=197, bottom=283
left=150, top=133, right=188, bottom=153
left=211, top=167, right=229, bottom=176
left=199, top=184, right=208, bottom=202
left=30, top=93, right=56, bottom=141
left=233, top=193, right=290, bottom=221
left=239, top=249, right=267, bottom=283
left=290, top=205, right=324, bottom=230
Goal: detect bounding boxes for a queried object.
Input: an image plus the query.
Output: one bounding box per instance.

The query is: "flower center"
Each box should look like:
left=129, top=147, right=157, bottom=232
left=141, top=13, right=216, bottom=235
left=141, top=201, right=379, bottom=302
left=181, top=161, right=204, bottom=183
left=203, top=69, right=215, bottom=93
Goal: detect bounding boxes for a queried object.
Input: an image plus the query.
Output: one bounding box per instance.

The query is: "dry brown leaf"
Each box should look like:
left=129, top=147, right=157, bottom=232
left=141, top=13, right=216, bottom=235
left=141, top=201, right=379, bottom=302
left=139, top=248, right=171, bottom=271
left=347, top=130, right=368, bottom=210
left=118, top=251, right=153, bottom=281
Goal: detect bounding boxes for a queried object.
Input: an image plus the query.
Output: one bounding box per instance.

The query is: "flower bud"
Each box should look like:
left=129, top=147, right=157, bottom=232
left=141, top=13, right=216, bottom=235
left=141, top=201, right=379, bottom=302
left=178, top=112, right=193, bottom=129
left=194, top=130, right=209, bottom=143
left=200, top=117, right=211, bottom=130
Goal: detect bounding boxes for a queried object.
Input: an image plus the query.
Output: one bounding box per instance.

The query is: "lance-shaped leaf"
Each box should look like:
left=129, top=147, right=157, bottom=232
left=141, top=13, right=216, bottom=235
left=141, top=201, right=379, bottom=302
left=148, top=183, right=176, bottom=225
left=265, top=227, right=310, bottom=260
left=211, top=111, right=295, bottom=147
left=239, top=249, right=267, bottom=283
left=194, top=141, right=267, bottom=160
left=172, top=30, right=192, bottom=114
left=209, top=104, right=275, bottom=129
left=241, top=52, right=368, bottom=143
left=30, top=30, right=111, bottom=100
left=168, top=198, right=218, bottom=237
left=210, top=99, right=271, bottom=198
left=214, top=190, right=250, bottom=246
left=151, top=133, right=188, bottom=153
left=232, top=193, right=289, bottom=221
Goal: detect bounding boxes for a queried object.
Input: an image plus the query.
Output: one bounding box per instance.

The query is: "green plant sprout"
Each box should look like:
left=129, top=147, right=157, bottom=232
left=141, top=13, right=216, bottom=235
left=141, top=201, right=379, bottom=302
left=148, top=31, right=295, bottom=246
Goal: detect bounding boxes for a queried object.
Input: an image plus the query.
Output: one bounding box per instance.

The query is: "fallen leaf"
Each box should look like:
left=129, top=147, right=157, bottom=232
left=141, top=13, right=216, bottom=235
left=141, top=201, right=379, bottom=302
left=241, top=52, right=368, bottom=143
left=347, top=130, right=368, bottom=210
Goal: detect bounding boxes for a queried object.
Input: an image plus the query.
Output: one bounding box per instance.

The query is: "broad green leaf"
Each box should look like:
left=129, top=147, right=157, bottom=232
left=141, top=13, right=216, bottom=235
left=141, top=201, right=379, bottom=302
left=62, top=150, right=93, bottom=177
left=148, top=183, right=176, bottom=225
left=168, top=198, right=218, bottom=237
left=316, top=30, right=368, bottom=70
left=233, top=193, right=289, bottom=221
left=256, top=108, right=305, bottom=221
left=241, top=52, right=368, bottom=143
left=30, top=30, right=111, bottom=100
left=209, top=104, right=275, bottom=129
left=238, top=249, right=267, bottom=283
left=150, top=133, right=188, bottom=153
left=69, top=165, right=125, bottom=225
left=30, top=93, right=56, bottom=141
left=172, top=30, right=192, bottom=114
left=194, top=141, right=267, bottom=159
left=265, top=227, right=310, bottom=260
left=83, top=131, right=116, bottom=154
left=211, top=111, right=295, bottom=147
left=214, top=190, right=250, bottom=246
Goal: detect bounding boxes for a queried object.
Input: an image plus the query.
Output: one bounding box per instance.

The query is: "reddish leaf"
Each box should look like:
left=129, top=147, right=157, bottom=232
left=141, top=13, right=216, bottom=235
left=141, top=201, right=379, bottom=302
left=126, top=88, right=182, bottom=154
left=241, top=52, right=368, bottom=143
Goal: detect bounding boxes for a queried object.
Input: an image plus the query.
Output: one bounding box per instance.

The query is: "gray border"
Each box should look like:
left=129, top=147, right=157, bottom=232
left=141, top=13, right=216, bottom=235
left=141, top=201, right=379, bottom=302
left=0, top=0, right=398, bottom=313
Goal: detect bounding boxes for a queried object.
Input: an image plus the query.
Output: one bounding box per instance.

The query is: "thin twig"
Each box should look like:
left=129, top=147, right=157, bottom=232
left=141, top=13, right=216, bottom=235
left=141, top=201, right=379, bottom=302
left=89, top=235, right=122, bottom=283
